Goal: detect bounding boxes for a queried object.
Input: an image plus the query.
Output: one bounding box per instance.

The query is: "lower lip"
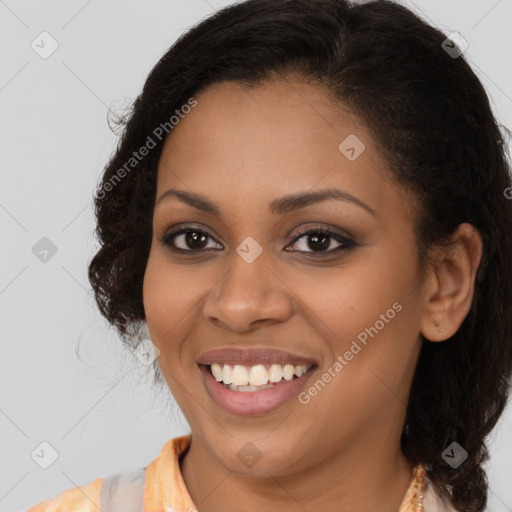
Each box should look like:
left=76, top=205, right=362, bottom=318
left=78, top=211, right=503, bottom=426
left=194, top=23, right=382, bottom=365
left=200, top=364, right=315, bottom=416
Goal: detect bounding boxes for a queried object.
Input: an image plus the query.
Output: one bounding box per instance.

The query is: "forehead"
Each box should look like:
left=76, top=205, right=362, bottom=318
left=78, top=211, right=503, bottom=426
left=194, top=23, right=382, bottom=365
left=155, top=78, right=409, bottom=220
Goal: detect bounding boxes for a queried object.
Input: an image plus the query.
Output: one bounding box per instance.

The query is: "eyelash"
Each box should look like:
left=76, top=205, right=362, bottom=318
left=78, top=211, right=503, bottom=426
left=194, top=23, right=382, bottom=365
left=159, top=224, right=356, bottom=257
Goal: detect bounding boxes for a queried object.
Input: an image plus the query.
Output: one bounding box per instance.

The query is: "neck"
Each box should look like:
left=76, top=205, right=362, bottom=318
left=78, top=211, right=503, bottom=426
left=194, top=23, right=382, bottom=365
left=180, top=434, right=415, bottom=512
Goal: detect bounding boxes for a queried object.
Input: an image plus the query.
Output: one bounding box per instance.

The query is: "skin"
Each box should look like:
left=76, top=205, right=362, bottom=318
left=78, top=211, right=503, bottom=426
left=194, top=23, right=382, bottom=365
left=142, top=77, right=482, bottom=512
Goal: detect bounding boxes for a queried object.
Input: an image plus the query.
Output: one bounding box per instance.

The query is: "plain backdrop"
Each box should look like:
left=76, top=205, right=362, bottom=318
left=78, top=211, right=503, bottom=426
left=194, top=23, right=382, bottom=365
left=1, top=1, right=511, bottom=511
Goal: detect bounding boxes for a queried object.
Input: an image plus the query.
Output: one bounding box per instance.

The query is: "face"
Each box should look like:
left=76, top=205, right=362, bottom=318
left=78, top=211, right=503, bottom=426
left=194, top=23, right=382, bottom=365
left=143, top=78, right=428, bottom=476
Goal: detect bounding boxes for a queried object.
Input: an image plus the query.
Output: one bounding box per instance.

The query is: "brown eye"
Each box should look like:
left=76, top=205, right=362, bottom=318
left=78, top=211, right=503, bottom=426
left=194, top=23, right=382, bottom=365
left=286, top=228, right=355, bottom=256
left=160, top=225, right=355, bottom=257
left=162, top=227, right=222, bottom=252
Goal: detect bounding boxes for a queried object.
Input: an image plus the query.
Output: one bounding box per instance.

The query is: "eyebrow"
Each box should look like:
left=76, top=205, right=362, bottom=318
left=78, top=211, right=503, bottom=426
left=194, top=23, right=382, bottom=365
left=155, top=187, right=376, bottom=217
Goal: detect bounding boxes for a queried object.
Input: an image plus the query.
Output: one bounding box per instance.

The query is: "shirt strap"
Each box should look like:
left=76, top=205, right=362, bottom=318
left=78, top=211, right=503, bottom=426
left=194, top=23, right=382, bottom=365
left=100, top=468, right=146, bottom=512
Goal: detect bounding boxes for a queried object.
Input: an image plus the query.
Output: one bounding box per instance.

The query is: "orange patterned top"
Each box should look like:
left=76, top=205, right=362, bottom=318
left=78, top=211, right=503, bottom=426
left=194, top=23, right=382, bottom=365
left=26, top=435, right=457, bottom=512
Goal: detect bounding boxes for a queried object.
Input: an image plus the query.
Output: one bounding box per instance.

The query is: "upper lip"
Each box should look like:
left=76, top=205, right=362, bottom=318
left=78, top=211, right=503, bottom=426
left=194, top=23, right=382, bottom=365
left=197, top=347, right=318, bottom=367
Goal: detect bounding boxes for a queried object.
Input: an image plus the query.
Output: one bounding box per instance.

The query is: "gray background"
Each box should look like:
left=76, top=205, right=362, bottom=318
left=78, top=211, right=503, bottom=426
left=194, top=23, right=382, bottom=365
left=1, top=1, right=511, bottom=511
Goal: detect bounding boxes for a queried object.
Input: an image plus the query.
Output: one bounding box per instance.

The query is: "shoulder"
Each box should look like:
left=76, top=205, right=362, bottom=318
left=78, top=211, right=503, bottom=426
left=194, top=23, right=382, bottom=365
left=24, top=435, right=192, bottom=512
left=25, top=477, right=104, bottom=512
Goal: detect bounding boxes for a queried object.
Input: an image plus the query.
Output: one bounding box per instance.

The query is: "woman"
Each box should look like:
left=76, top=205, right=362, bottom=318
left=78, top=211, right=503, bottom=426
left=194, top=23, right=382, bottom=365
left=26, top=0, right=512, bottom=511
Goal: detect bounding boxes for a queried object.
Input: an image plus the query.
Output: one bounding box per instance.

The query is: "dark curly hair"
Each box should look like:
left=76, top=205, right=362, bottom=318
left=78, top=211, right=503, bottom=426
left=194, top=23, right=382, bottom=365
left=87, top=1, right=512, bottom=510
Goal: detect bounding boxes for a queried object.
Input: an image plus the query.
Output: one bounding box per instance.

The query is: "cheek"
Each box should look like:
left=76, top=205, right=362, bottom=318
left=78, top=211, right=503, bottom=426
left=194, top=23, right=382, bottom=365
left=143, top=249, right=193, bottom=350
left=283, top=248, right=416, bottom=346
left=142, top=250, right=197, bottom=401
left=143, top=246, right=201, bottom=323
left=142, top=246, right=223, bottom=365
left=297, top=236, right=421, bottom=387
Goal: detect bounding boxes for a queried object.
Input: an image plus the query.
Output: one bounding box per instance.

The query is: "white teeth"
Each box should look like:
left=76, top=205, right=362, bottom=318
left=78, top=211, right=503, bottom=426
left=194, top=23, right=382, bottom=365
left=227, top=383, right=274, bottom=392
left=249, top=364, right=268, bottom=386
left=294, top=365, right=307, bottom=377
left=283, top=364, right=295, bottom=380
left=231, top=365, right=249, bottom=386
left=209, top=363, right=311, bottom=387
left=268, top=364, right=283, bottom=382
left=223, top=364, right=233, bottom=384
left=211, top=363, right=223, bottom=381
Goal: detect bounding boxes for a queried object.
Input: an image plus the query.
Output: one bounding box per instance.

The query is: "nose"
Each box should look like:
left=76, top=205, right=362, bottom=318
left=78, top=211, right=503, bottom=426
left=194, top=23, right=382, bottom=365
left=202, top=249, right=294, bottom=332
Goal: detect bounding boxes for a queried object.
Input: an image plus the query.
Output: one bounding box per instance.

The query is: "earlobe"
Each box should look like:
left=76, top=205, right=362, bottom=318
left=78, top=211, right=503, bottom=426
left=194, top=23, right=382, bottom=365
left=420, top=223, right=483, bottom=343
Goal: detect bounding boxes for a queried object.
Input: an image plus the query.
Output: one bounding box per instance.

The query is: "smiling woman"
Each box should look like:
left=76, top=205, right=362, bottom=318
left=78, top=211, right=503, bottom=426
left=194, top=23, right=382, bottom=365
left=26, top=0, right=512, bottom=511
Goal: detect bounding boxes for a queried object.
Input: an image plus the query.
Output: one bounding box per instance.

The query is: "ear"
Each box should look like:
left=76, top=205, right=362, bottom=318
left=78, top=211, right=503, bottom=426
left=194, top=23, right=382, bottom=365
left=420, top=223, right=483, bottom=342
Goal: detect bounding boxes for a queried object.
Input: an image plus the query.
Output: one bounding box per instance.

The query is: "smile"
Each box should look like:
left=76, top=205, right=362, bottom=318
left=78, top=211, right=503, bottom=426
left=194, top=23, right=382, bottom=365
left=197, top=347, right=318, bottom=415
left=209, top=363, right=312, bottom=391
